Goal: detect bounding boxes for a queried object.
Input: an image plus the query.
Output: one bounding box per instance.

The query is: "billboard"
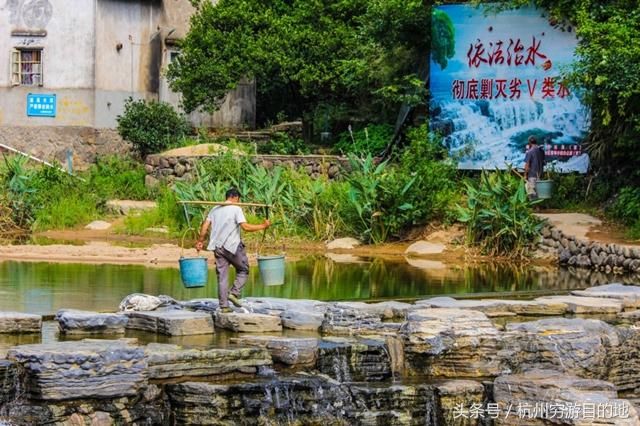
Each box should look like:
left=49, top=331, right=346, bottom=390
left=430, top=5, right=590, bottom=173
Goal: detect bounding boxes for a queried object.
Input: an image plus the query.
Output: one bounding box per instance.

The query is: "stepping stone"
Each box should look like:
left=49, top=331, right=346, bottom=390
left=55, top=309, right=128, bottom=335
left=0, top=312, right=42, bottom=334
left=572, top=283, right=640, bottom=309
left=535, top=295, right=623, bottom=314
left=125, top=310, right=214, bottom=336
left=214, top=312, right=282, bottom=333
left=231, top=336, right=318, bottom=365
left=280, top=310, right=324, bottom=331
left=145, top=343, right=272, bottom=380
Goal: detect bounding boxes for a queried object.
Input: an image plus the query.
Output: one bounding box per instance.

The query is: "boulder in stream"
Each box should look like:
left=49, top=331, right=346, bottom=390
left=400, top=308, right=505, bottom=378
left=55, top=309, right=128, bottom=335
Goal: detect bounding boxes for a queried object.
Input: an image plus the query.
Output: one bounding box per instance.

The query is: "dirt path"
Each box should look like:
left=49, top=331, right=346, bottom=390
left=537, top=212, right=640, bottom=246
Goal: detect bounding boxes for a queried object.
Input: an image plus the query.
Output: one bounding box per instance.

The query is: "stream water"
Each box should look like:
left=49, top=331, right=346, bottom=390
left=0, top=255, right=618, bottom=316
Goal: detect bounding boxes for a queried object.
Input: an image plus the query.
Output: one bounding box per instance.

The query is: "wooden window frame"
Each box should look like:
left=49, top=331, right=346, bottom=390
left=11, top=47, right=44, bottom=87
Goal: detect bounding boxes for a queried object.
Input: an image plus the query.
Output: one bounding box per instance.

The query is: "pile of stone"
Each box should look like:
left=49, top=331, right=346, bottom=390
left=144, top=153, right=349, bottom=187
left=540, top=224, right=640, bottom=274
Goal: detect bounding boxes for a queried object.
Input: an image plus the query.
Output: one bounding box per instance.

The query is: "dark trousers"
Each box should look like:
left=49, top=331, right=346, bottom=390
left=213, top=242, right=249, bottom=308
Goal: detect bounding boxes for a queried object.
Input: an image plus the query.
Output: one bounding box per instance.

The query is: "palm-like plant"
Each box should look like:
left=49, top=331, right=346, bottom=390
left=457, top=169, right=543, bottom=259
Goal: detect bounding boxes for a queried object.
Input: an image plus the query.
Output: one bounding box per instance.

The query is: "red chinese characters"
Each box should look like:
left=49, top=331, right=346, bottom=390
left=450, top=78, right=571, bottom=100
left=467, top=37, right=548, bottom=68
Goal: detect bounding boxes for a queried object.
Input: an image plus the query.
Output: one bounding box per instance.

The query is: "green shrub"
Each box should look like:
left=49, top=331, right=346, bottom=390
left=457, top=169, right=543, bottom=258
left=608, top=186, right=640, bottom=238
left=116, top=98, right=190, bottom=157
left=334, top=124, right=393, bottom=155
left=88, top=155, right=150, bottom=200
left=257, top=132, right=309, bottom=155
left=1, top=155, right=36, bottom=228
left=398, top=125, right=460, bottom=225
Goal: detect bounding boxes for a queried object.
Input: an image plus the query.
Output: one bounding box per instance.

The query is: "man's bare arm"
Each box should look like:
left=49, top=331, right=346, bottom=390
left=240, top=220, right=271, bottom=233
left=195, top=219, right=211, bottom=251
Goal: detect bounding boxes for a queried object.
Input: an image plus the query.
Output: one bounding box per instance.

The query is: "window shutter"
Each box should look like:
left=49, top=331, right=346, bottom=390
left=10, top=49, right=20, bottom=86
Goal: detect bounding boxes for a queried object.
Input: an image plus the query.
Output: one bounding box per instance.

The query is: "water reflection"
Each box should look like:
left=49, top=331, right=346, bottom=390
left=0, top=257, right=632, bottom=315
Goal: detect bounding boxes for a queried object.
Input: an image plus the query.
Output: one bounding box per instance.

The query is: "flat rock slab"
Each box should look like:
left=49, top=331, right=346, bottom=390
left=572, top=283, right=640, bottom=309
left=405, top=241, right=446, bottom=256
left=230, top=336, right=318, bottom=365
left=535, top=295, right=623, bottom=314
left=333, top=301, right=411, bottom=320
left=0, top=312, right=42, bottom=334
left=126, top=310, right=214, bottom=336
left=242, top=297, right=327, bottom=316
left=326, top=237, right=362, bottom=250
left=7, top=339, right=146, bottom=401
left=493, top=369, right=638, bottom=425
left=55, top=309, right=128, bottom=335
left=145, top=343, right=272, bottom=380
left=215, top=312, right=282, bottom=333
left=415, top=297, right=567, bottom=317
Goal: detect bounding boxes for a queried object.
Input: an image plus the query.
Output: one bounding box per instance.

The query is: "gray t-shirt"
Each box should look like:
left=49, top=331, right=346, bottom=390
left=206, top=205, right=247, bottom=253
left=524, top=146, right=545, bottom=178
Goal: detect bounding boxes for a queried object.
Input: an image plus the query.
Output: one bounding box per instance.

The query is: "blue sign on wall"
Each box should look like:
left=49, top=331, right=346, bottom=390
left=27, top=93, right=56, bottom=117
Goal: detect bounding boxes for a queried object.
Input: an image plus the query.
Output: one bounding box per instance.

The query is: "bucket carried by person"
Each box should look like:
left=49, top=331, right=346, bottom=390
left=257, top=211, right=285, bottom=286
left=179, top=228, right=208, bottom=288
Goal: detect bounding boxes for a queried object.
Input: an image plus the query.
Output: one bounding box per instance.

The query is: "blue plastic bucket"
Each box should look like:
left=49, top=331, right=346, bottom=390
left=179, top=256, right=208, bottom=288
left=257, top=255, right=285, bottom=286
left=536, top=180, right=553, bottom=199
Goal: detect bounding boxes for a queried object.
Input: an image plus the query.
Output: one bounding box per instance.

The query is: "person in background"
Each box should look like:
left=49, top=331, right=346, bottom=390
left=524, top=136, right=545, bottom=200
left=195, top=188, right=270, bottom=313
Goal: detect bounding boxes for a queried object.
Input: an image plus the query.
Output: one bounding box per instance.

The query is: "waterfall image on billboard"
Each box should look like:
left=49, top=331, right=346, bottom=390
left=430, top=5, right=590, bottom=173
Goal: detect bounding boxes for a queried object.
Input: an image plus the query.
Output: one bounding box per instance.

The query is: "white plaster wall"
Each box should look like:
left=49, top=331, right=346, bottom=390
left=94, top=0, right=163, bottom=128
left=0, top=0, right=95, bottom=126
left=0, top=0, right=95, bottom=88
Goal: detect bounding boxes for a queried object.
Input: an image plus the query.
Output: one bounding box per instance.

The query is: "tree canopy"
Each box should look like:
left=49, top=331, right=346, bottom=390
left=168, top=0, right=430, bottom=134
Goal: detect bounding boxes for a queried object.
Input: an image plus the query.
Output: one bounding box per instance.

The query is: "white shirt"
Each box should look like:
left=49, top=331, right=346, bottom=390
left=206, top=205, right=247, bottom=253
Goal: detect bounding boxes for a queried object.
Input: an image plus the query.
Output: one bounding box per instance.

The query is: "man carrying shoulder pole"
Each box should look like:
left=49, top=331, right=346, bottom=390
left=524, top=136, right=545, bottom=200
left=195, top=188, right=270, bottom=313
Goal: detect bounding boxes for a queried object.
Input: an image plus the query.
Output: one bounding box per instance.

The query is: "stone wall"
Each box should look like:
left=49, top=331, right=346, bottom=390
left=0, top=126, right=130, bottom=170
left=539, top=224, right=640, bottom=275
left=144, top=154, right=351, bottom=187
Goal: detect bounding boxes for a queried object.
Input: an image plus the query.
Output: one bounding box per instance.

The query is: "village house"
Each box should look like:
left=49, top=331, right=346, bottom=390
left=0, top=0, right=255, bottom=166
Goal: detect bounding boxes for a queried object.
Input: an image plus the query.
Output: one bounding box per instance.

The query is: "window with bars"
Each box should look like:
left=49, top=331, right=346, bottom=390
left=11, top=49, right=43, bottom=86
